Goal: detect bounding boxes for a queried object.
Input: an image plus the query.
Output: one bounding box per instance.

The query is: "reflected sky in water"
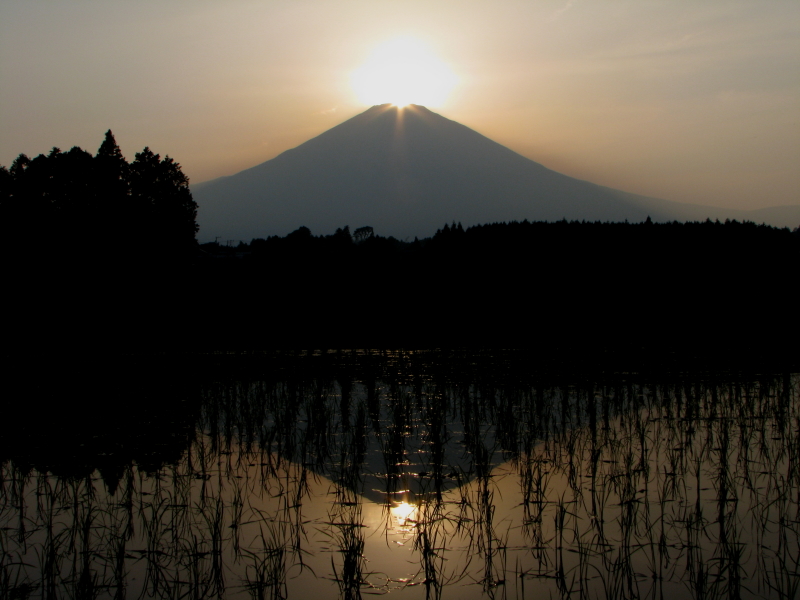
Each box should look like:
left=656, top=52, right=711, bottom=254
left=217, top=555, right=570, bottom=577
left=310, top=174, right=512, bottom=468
left=1, top=353, right=798, bottom=599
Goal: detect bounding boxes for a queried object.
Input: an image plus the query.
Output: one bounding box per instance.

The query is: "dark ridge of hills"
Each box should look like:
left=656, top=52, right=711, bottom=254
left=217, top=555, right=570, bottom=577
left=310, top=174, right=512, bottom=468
left=193, top=104, right=799, bottom=241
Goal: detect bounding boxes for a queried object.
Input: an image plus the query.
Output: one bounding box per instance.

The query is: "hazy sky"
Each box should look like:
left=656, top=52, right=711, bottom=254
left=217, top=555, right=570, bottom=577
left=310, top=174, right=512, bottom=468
left=2, top=0, right=798, bottom=210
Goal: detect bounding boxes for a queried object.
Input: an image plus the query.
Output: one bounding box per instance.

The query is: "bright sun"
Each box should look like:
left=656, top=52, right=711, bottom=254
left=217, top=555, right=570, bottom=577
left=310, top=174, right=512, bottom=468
left=351, top=37, right=458, bottom=108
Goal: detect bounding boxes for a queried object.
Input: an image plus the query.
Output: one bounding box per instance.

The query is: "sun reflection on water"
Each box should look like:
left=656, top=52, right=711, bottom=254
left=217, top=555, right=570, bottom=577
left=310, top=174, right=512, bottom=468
left=391, top=501, right=417, bottom=527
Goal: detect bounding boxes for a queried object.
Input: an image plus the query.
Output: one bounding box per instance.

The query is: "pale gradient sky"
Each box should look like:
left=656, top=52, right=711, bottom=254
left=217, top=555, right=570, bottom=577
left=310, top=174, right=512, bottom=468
left=1, top=0, right=798, bottom=210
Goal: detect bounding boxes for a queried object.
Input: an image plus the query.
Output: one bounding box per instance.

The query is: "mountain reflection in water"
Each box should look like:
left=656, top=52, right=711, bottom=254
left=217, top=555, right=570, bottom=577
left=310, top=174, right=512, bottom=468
left=1, top=351, right=798, bottom=599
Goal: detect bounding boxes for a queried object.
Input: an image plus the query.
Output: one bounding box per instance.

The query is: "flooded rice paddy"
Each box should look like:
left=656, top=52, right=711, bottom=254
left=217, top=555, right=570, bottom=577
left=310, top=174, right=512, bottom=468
left=2, top=352, right=798, bottom=599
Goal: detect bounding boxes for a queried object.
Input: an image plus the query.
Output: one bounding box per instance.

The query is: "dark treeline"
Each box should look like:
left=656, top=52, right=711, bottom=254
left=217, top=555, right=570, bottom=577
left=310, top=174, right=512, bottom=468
left=198, top=218, right=798, bottom=367
left=0, top=131, right=197, bottom=263
left=1, top=132, right=797, bottom=366
left=1, top=132, right=198, bottom=347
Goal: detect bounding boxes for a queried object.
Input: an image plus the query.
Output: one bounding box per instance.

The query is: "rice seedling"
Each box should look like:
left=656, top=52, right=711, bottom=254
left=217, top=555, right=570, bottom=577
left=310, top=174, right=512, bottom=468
left=0, top=353, right=797, bottom=598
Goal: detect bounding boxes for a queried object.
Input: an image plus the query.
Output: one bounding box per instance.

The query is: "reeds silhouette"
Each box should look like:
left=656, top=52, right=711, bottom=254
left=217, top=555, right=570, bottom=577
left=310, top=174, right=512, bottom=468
left=1, top=351, right=797, bottom=599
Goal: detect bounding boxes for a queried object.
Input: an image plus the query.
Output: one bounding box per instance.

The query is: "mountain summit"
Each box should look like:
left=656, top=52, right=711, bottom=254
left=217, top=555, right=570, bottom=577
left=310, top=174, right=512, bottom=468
left=194, top=104, right=799, bottom=240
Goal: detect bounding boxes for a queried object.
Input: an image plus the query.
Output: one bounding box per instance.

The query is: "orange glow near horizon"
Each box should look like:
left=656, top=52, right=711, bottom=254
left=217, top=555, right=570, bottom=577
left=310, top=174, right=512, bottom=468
left=350, top=37, right=458, bottom=108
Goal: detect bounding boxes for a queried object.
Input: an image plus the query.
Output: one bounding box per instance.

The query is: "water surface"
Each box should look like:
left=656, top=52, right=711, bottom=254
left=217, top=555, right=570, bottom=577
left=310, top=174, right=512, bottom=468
left=2, top=352, right=798, bottom=599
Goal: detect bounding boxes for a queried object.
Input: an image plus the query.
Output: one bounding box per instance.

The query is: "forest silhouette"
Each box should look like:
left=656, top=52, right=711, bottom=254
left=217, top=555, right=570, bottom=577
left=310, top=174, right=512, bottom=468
left=1, top=133, right=798, bottom=367
left=1, top=132, right=198, bottom=349
left=1, top=131, right=197, bottom=262
left=200, top=218, right=798, bottom=367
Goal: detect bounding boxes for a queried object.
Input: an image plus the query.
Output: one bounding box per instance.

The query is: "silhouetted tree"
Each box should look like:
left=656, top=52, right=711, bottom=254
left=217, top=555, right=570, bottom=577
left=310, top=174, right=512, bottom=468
left=0, top=165, right=10, bottom=204
left=9, top=153, right=30, bottom=178
left=95, top=130, right=130, bottom=202
left=353, top=226, right=373, bottom=243
left=334, top=225, right=353, bottom=241
left=130, top=146, right=198, bottom=259
left=1, top=133, right=198, bottom=263
left=286, top=225, right=312, bottom=242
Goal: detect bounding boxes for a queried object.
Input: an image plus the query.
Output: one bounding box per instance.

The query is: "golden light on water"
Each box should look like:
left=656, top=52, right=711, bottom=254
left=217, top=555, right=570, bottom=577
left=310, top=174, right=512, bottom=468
left=391, top=501, right=417, bottom=525
left=351, top=37, right=458, bottom=108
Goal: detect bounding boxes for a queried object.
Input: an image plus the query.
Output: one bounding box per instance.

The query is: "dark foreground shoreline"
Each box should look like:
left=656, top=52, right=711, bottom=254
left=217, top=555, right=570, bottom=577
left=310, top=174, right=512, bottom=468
left=4, top=219, right=797, bottom=371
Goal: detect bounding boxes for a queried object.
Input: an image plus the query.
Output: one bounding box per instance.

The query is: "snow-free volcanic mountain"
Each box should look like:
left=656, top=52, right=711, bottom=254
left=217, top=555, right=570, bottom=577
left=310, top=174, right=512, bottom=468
left=194, top=104, right=799, bottom=241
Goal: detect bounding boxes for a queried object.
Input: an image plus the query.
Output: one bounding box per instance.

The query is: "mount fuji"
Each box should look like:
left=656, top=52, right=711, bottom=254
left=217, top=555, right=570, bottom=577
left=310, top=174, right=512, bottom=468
left=194, top=104, right=799, bottom=241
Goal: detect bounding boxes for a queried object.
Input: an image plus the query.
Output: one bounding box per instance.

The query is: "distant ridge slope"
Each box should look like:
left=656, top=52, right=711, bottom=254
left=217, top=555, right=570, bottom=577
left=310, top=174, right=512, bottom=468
left=194, top=104, right=799, bottom=241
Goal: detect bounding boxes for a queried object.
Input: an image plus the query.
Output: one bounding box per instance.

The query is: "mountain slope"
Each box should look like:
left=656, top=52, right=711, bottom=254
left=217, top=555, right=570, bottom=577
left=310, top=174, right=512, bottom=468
left=194, top=104, right=799, bottom=241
